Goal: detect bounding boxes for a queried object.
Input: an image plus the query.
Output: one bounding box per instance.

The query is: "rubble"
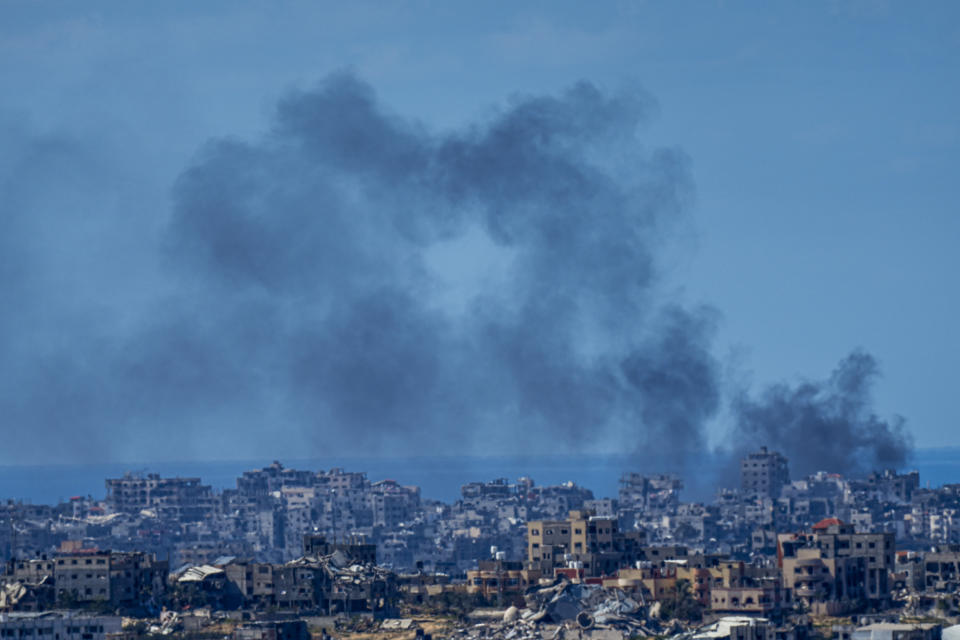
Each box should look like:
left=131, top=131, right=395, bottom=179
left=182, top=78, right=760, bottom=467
left=381, top=618, right=417, bottom=630
left=0, top=582, right=28, bottom=609
left=458, top=579, right=671, bottom=640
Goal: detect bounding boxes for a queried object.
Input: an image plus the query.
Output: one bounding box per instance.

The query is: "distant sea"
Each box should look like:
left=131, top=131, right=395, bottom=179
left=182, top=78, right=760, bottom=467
left=1, top=449, right=958, bottom=506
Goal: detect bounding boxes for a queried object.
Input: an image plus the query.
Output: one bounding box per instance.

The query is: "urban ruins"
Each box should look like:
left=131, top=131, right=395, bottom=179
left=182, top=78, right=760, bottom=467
left=3, top=448, right=960, bottom=640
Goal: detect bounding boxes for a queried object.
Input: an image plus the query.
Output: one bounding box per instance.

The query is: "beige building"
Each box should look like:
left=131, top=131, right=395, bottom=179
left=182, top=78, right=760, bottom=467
left=222, top=561, right=276, bottom=603
left=601, top=566, right=676, bottom=601
left=711, top=584, right=784, bottom=615
left=526, top=510, right=644, bottom=578
left=778, top=518, right=892, bottom=613
left=466, top=560, right=541, bottom=600
left=54, top=550, right=167, bottom=606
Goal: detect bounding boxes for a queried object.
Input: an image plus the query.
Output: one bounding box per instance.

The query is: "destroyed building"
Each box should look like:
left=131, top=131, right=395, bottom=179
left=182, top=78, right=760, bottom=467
left=105, top=473, right=218, bottom=521
left=53, top=549, right=167, bottom=608
left=777, top=518, right=894, bottom=613
left=921, top=545, right=960, bottom=592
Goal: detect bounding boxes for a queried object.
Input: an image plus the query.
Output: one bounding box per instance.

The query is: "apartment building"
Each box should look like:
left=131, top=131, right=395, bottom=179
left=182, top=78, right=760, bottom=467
left=526, top=510, right=645, bottom=578
left=53, top=550, right=167, bottom=606
left=105, top=473, right=217, bottom=522
left=741, top=447, right=790, bottom=499
left=778, top=518, right=894, bottom=613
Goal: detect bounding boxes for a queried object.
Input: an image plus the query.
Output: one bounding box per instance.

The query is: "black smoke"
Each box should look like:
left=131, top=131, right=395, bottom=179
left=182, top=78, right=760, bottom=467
left=730, top=350, right=913, bottom=478
left=0, top=74, right=724, bottom=463
left=0, top=73, right=911, bottom=474
left=166, top=73, right=721, bottom=459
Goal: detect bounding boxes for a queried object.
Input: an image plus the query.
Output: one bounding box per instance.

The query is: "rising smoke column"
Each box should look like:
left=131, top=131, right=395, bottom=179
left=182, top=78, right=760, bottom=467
left=1, top=74, right=725, bottom=461
left=730, top=350, right=912, bottom=478
left=162, top=72, right=722, bottom=459
left=0, top=73, right=910, bottom=470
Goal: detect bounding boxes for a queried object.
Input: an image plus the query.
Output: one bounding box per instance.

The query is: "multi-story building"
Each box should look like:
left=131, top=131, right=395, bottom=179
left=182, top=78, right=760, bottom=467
left=619, top=473, right=683, bottom=512
left=368, top=480, right=420, bottom=528
left=53, top=550, right=167, bottom=606
left=237, top=462, right=318, bottom=497
left=741, top=448, right=790, bottom=499
left=526, top=483, right=594, bottom=520
left=8, top=557, right=56, bottom=584
left=710, top=582, right=786, bottom=615
left=893, top=551, right=925, bottom=592
left=105, top=473, right=217, bottom=522
left=921, top=544, right=960, bottom=591
left=526, top=510, right=645, bottom=578
left=465, top=559, right=541, bottom=601
left=863, top=470, right=920, bottom=504
left=222, top=561, right=276, bottom=605
left=322, top=469, right=369, bottom=493
left=778, top=518, right=894, bottom=613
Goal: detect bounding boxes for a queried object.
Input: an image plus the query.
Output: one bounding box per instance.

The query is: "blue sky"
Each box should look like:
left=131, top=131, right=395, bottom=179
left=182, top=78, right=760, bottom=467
left=0, top=1, right=957, bottom=464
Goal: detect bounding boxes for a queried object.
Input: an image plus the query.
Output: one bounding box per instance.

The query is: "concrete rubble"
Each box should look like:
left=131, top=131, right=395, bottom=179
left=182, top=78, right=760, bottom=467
left=458, top=580, right=683, bottom=640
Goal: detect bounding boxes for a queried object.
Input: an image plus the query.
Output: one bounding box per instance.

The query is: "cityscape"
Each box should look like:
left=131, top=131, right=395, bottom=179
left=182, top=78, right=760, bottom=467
left=2, top=3, right=958, bottom=640
left=2, top=450, right=960, bottom=639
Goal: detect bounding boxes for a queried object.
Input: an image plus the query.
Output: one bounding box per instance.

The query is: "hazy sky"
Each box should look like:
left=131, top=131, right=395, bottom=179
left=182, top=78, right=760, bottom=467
left=0, top=1, right=957, bottom=466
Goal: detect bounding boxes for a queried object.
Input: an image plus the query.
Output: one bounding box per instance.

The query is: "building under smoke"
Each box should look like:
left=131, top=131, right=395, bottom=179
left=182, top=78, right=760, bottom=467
left=740, top=447, right=789, bottom=499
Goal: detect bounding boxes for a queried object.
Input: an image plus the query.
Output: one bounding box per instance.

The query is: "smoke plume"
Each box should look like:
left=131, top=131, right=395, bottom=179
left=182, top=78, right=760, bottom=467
left=165, top=73, right=722, bottom=459
left=0, top=73, right=912, bottom=475
left=731, top=350, right=912, bottom=478
left=0, top=74, right=723, bottom=463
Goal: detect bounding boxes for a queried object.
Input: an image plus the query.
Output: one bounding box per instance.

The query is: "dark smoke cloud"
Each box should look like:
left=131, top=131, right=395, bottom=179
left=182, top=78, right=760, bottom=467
left=0, top=74, right=723, bottom=464
left=730, top=350, right=912, bottom=478
left=0, top=74, right=911, bottom=475
left=166, top=72, right=720, bottom=458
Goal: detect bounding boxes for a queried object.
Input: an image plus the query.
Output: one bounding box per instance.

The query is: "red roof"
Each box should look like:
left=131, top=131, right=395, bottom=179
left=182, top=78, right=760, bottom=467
left=812, top=517, right=845, bottom=530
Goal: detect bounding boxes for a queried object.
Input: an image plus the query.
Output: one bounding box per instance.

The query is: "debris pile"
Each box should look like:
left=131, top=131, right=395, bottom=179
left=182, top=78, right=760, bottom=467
left=457, top=580, right=680, bottom=640
left=0, top=582, right=29, bottom=609
left=0, top=577, right=53, bottom=611
left=148, top=610, right=181, bottom=635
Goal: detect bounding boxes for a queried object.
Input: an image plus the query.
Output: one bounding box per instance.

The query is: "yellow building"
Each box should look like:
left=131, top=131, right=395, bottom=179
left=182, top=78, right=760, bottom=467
left=526, top=510, right=643, bottom=578
left=466, top=560, right=541, bottom=600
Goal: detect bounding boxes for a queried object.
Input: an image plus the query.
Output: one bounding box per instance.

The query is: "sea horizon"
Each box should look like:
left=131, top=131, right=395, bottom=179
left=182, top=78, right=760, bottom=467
left=2, top=447, right=957, bottom=507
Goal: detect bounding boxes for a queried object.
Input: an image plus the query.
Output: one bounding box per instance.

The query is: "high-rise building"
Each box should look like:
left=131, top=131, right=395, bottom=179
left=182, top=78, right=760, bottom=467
left=741, top=447, right=790, bottom=498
